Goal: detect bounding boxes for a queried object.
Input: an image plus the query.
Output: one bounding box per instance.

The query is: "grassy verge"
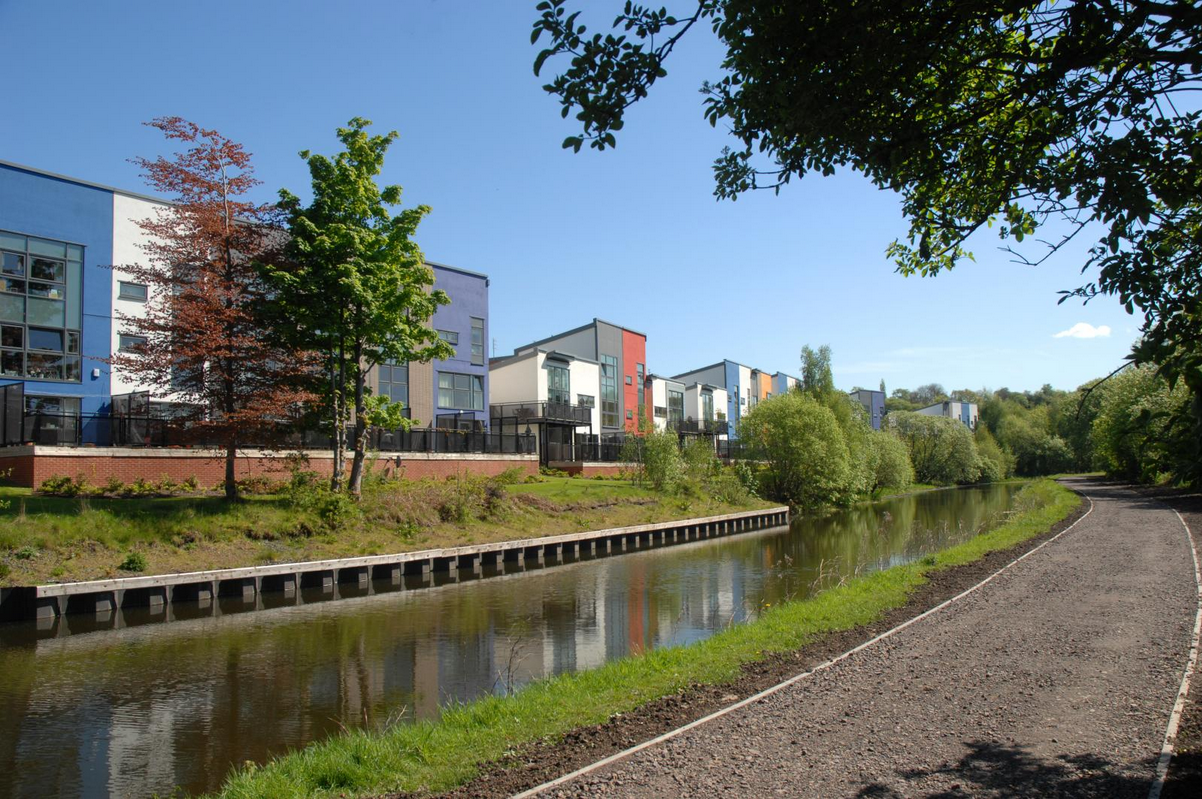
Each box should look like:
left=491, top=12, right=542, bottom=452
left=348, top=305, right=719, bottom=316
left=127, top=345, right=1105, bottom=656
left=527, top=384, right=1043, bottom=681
left=0, top=475, right=771, bottom=586
left=212, top=479, right=1080, bottom=799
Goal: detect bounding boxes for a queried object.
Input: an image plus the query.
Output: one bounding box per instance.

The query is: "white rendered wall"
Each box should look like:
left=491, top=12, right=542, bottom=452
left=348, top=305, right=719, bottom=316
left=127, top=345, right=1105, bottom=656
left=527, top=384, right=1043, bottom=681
left=488, top=354, right=539, bottom=405
left=565, top=357, right=602, bottom=432
left=110, top=193, right=168, bottom=396
left=650, top=377, right=669, bottom=431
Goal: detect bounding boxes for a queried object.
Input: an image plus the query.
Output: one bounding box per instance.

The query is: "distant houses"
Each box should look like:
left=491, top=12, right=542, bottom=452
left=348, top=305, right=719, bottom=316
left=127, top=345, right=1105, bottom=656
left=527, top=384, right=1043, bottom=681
left=917, top=400, right=980, bottom=430
left=850, top=389, right=886, bottom=430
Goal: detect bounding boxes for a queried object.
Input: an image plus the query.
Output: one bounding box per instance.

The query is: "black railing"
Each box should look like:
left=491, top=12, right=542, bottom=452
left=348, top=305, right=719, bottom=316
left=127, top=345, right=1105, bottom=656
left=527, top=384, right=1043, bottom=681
left=716, top=439, right=749, bottom=460
left=490, top=400, right=591, bottom=426
left=572, top=433, right=638, bottom=463
left=3, top=412, right=534, bottom=455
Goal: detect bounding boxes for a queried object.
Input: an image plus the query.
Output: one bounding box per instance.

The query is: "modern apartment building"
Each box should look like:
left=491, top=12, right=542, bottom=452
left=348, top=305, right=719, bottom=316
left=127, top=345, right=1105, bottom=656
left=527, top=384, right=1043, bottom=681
left=507, top=319, right=647, bottom=436
left=917, top=399, right=979, bottom=430
left=850, top=388, right=886, bottom=430
left=771, top=372, right=800, bottom=396
left=672, top=360, right=756, bottom=438
left=646, top=374, right=685, bottom=432
left=488, top=347, right=599, bottom=462
left=367, top=262, right=490, bottom=431
left=1, top=160, right=490, bottom=442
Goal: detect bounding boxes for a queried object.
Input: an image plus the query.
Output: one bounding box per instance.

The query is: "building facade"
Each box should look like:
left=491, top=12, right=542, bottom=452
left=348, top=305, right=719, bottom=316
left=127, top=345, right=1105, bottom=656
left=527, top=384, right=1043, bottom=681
left=509, top=319, right=647, bottom=437
left=2, top=160, right=490, bottom=443
left=488, top=348, right=599, bottom=463
left=672, top=360, right=756, bottom=438
left=850, top=388, right=886, bottom=430
left=917, top=399, right=979, bottom=430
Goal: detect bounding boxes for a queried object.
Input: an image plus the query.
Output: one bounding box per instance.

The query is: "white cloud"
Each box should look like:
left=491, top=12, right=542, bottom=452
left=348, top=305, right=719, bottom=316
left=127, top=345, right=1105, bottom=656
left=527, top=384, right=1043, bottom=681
left=1053, top=322, right=1111, bottom=339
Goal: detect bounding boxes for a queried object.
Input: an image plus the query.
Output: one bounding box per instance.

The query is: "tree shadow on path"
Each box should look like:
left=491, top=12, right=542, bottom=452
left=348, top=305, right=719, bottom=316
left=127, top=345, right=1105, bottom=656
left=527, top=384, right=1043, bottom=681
left=855, top=740, right=1154, bottom=798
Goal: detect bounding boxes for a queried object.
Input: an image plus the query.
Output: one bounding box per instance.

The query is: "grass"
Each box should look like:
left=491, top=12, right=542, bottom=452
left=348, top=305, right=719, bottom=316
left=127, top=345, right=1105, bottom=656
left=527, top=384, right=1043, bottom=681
left=211, top=479, right=1080, bottom=799
left=0, top=475, right=771, bottom=586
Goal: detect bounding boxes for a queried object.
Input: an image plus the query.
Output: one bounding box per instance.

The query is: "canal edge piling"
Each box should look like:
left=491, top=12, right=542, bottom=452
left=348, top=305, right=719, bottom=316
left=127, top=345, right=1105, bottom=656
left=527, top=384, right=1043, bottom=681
left=0, top=506, right=790, bottom=624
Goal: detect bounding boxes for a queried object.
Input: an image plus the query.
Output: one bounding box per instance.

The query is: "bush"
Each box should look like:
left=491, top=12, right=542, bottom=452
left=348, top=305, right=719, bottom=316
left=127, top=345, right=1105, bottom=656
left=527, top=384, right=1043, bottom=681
left=739, top=392, right=853, bottom=510
left=37, top=474, right=79, bottom=496
left=640, top=429, right=685, bottom=493
left=867, top=430, right=915, bottom=493
left=888, top=411, right=982, bottom=485
left=119, top=552, right=148, bottom=572
left=681, top=437, right=720, bottom=482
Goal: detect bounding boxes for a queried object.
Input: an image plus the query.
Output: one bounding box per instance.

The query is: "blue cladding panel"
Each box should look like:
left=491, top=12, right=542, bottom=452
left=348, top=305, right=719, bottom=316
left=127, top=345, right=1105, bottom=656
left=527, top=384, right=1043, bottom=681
left=725, top=360, right=740, bottom=439
left=0, top=164, right=113, bottom=423
left=430, top=265, right=489, bottom=426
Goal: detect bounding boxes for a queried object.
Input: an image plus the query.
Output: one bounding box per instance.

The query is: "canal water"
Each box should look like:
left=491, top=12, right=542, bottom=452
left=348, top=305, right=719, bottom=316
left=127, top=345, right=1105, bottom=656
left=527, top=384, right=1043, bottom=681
left=0, top=483, right=1023, bottom=798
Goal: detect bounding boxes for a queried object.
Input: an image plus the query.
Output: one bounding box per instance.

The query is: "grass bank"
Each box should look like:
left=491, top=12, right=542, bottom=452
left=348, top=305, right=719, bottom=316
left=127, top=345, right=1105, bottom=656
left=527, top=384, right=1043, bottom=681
left=212, top=479, right=1080, bottom=799
left=0, top=474, right=769, bottom=586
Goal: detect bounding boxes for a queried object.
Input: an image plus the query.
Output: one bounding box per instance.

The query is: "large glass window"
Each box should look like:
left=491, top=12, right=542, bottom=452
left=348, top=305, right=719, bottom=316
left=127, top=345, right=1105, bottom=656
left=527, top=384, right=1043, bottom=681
left=470, top=316, right=484, bottom=366
left=378, top=361, right=409, bottom=406
left=0, top=230, right=81, bottom=382
left=668, top=389, right=684, bottom=426
left=547, top=363, right=570, bottom=404
left=636, top=362, right=645, bottom=411
left=438, top=372, right=484, bottom=410
left=438, top=329, right=459, bottom=345
left=702, top=391, right=714, bottom=421
left=600, top=354, right=618, bottom=428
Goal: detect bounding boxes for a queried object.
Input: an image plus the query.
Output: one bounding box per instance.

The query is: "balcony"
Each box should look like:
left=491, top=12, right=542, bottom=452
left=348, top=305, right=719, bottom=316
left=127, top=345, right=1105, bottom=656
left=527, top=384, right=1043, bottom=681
left=490, top=400, right=592, bottom=427
left=669, top=417, right=728, bottom=435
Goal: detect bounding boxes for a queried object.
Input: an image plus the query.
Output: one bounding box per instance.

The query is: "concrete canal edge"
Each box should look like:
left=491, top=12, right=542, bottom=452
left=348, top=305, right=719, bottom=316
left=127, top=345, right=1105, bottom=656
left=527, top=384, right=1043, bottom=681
left=0, top=505, right=790, bottom=624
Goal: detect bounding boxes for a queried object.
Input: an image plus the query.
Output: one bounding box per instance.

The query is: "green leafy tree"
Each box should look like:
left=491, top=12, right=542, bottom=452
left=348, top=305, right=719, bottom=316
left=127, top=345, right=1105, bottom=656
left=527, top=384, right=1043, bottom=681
left=974, top=426, right=1016, bottom=482
left=532, top=0, right=1202, bottom=485
left=268, top=118, right=454, bottom=497
left=867, top=430, right=915, bottom=495
left=1092, top=365, right=1192, bottom=483
left=888, top=411, right=981, bottom=485
left=739, top=392, right=851, bottom=510
left=639, top=428, right=685, bottom=492
left=799, top=344, right=834, bottom=398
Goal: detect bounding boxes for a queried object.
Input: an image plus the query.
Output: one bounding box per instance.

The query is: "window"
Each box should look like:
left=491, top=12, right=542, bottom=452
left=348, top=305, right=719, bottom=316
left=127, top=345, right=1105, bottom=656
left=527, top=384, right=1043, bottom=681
left=438, top=329, right=459, bottom=345
left=668, top=389, right=685, bottom=426
left=654, top=406, right=667, bottom=418
left=626, top=409, right=633, bottom=419
left=119, top=281, right=148, bottom=302
left=25, top=396, right=79, bottom=416
left=378, top=361, right=409, bottom=406
left=577, top=394, right=594, bottom=409
left=438, top=371, right=484, bottom=410
left=625, top=375, right=632, bottom=385
left=547, top=363, right=570, bottom=404
left=600, top=354, right=618, bottom=427
left=0, top=230, right=81, bottom=382
left=702, top=392, right=714, bottom=422
left=636, top=363, right=645, bottom=411
left=470, top=316, right=484, bottom=366
left=119, top=334, right=146, bottom=352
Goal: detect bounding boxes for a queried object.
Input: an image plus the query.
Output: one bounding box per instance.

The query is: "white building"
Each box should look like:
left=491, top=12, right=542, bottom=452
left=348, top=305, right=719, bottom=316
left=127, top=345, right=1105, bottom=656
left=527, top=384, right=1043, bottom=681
left=917, top=400, right=979, bottom=430
left=489, top=348, right=600, bottom=462
left=646, top=374, right=685, bottom=432
left=684, top=382, right=729, bottom=438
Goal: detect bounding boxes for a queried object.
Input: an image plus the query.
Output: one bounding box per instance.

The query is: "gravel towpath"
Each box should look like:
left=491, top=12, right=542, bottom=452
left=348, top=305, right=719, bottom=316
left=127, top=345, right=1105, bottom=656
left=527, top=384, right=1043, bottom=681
left=543, top=480, right=1200, bottom=798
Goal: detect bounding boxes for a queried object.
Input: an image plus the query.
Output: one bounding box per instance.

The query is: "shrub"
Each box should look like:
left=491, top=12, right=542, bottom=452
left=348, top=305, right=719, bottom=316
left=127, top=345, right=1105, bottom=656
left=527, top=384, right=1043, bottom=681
left=493, top=467, right=528, bottom=486
left=888, top=411, right=981, bottom=485
left=640, top=429, right=686, bottom=493
left=119, top=552, right=148, bottom=572
left=867, top=430, right=915, bottom=493
left=102, top=477, right=125, bottom=495
left=37, top=474, right=79, bottom=497
left=739, top=392, right=852, bottom=510
left=681, top=437, right=720, bottom=482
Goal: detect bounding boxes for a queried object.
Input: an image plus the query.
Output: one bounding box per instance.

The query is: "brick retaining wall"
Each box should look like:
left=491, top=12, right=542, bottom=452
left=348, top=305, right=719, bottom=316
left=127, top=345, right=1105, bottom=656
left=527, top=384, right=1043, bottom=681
left=0, top=446, right=537, bottom=489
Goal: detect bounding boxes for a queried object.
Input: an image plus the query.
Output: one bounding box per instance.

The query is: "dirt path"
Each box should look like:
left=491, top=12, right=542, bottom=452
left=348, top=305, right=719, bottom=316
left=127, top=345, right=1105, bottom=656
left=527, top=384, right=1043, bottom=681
left=534, top=480, right=1199, bottom=798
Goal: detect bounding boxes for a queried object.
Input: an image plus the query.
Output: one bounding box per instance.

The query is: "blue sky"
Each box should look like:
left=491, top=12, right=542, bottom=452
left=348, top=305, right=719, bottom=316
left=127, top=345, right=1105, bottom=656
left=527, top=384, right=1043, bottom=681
left=0, top=0, right=1137, bottom=393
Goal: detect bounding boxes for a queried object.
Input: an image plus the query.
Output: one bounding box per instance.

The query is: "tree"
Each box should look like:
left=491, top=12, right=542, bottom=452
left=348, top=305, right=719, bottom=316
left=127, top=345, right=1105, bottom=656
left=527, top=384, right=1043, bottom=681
left=112, top=117, right=315, bottom=501
left=867, top=430, right=915, bottom=495
left=888, top=412, right=981, bottom=485
left=800, top=344, right=834, bottom=398
left=1092, top=365, right=1192, bottom=482
left=532, top=0, right=1202, bottom=484
left=269, top=118, right=453, bottom=497
left=739, top=392, right=851, bottom=510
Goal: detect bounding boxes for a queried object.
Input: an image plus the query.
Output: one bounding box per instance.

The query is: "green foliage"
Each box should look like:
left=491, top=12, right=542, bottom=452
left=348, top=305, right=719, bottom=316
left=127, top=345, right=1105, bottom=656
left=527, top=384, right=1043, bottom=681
left=639, top=429, right=685, bottom=493
left=888, top=412, right=981, bottom=485
left=118, top=551, right=148, bottom=573
left=739, top=392, right=852, bottom=510
left=681, top=436, right=720, bottom=482
left=799, top=345, right=834, bottom=397
left=866, top=430, right=915, bottom=494
left=1091, top=365, right=1193, bottom=484
left=973, top=426, right=1015, bottom=482
left=269, top=117, right=455, bottom=495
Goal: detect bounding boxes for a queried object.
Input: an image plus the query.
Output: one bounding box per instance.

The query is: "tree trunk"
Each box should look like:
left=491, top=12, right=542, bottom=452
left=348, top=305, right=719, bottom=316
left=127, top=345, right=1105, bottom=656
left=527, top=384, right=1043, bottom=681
left=225, top=441, right=237, bottom=501
left=348, top=342, right=368, bottom=498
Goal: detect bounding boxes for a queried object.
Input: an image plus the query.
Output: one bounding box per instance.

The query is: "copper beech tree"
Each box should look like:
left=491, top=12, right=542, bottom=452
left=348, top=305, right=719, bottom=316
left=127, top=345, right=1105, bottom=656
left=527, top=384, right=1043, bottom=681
left=111, top=117, right=316, bottom=500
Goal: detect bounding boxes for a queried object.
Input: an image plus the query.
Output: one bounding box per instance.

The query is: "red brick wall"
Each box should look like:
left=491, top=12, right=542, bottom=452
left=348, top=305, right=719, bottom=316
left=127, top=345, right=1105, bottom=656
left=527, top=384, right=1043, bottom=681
left=0, top=449, right=537, bottom=489
left=554, top=462, right=634, bottom=478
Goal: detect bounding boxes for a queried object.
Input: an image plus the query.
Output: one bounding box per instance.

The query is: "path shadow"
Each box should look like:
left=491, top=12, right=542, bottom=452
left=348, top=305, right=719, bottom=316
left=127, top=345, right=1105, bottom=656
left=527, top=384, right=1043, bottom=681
left=854, top=740, right=1155, bottom=798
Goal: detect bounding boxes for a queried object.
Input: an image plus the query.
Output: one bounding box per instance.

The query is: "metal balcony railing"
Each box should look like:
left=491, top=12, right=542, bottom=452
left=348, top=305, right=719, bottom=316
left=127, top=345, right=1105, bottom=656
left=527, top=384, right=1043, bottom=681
left=489, top=400, right=592, bottom=426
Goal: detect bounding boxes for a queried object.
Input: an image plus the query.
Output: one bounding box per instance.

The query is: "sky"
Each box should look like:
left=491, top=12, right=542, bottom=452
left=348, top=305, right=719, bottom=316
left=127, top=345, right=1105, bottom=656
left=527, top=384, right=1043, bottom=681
left=0, top=0, right=1139, bottom=394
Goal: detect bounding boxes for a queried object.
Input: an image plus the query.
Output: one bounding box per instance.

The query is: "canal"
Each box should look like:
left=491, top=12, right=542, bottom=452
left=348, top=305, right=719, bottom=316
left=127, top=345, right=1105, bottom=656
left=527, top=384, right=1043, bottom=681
left=0, top=483, right=1024, bottom=797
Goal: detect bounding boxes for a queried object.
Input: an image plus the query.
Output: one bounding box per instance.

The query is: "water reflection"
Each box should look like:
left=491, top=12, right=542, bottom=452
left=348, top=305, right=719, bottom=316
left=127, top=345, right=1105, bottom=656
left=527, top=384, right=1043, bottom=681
left=0, top=484, right=1021, bottom=797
